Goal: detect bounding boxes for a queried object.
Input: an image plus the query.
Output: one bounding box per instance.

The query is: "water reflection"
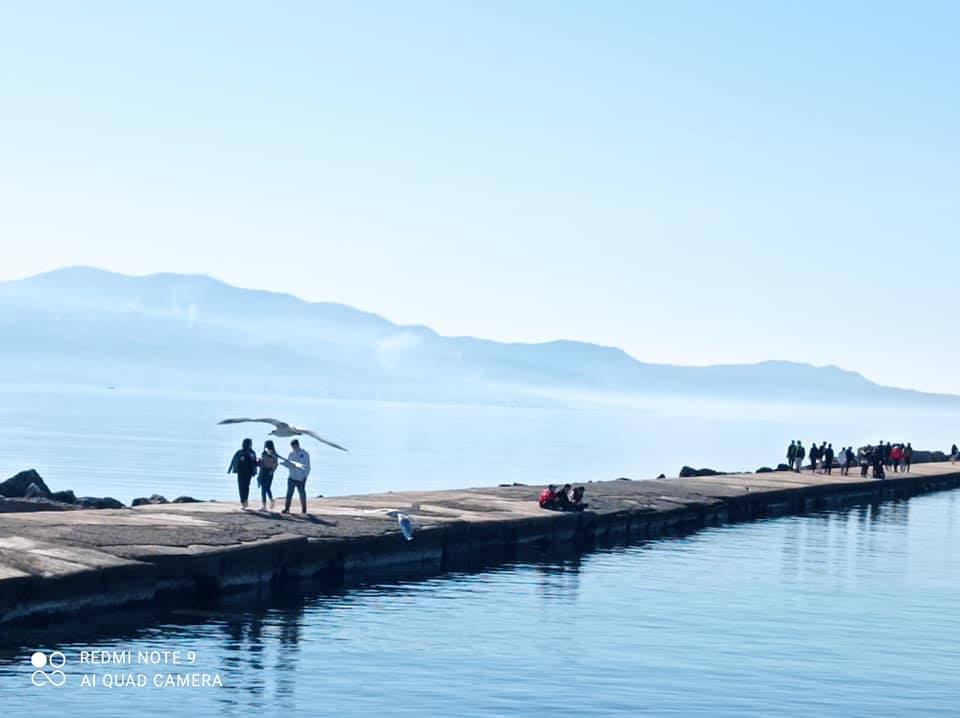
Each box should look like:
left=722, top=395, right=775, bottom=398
left=0, top=490, right=957, bottom=718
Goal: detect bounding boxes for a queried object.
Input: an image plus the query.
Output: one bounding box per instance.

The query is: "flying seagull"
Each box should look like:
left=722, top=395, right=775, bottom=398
left=218, top=418, right=348, bottom=452
left=386, top=511, right=415, bottom=541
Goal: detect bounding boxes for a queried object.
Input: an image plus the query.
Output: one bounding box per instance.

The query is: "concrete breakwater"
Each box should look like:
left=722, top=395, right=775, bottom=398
left=1, top=463, right=960, bottom=627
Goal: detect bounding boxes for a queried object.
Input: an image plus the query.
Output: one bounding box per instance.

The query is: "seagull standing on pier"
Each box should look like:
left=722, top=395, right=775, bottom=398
left=386, top=511, right=416, bottom=541
left=218, top=418, right=348, bottom=452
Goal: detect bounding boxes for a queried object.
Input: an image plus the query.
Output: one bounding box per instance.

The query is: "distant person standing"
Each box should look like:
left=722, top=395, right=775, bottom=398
left=228, top=438, right=258, bottom=510
left=258, top=440, right=279, bottom=511
left=837, top=446, right=848, bottom=476
left=890, top=444, right=903, bottom=473
left=794, top=441, right=806, bottom=472
left=845, top=446, right=855, bottom=476
left=787, top=441, right=797, bottom=469
left=809, top=442, right=821, bottom=473
left=952, top=444, right=958, bottom=464
left=859, top=446, right=870, bottom=477
left=282, top=439, right=311, bottom=514
left=904, top=443, right=913, bottom=472
left=824, top=444, right=835, bottom=475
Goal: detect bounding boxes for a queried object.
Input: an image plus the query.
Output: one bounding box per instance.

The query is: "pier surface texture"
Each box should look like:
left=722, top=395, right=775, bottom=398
left=2, top=463, right=959, bottom=626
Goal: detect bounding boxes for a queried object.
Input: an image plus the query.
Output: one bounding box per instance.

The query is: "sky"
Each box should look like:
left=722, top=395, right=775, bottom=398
left=1, top=1, right=958, bottom=393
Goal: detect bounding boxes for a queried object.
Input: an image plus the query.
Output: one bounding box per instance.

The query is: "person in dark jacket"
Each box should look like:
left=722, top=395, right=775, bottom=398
left=844, top=446, right=855, bottom=476
left=824, top=444, right=835, bottom=475
left=787, top=441, right=797, bottom=468
left=904, top=443, right=913, bottom=473
left=228, top=438, right=258, bottom=509
left=556, top=484, right=573, bottom=510
left=809, top=442, right=821, bottom=473
left=570, top=486, right=588, bottom=511
left=794, top=441, right=806, bottom=472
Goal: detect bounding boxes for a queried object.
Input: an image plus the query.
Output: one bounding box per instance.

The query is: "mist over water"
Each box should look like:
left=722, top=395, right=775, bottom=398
left=0, top=383, right=956, bottom=503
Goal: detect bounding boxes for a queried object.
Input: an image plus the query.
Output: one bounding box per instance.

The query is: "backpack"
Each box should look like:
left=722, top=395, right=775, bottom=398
left=261, top=452, right=278, bottom=471
left=235, top=449, right=256, bottom=474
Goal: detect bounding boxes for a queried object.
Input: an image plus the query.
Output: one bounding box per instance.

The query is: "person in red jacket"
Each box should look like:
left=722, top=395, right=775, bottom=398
left=890, top=444, right=903, bottom=473
left=539, top=484, right=558, bottom=509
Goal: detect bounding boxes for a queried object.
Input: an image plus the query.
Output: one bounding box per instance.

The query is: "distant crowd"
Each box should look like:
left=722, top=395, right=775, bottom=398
left=786, top=440, right=916, bottom=479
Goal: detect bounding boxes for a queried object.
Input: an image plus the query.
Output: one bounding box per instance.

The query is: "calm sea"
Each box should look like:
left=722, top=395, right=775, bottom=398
left=0, top=383, right=956, bottom=503
left=1, top=384, right=958, bottom=716
left=1, top=490, right=958, bottom=716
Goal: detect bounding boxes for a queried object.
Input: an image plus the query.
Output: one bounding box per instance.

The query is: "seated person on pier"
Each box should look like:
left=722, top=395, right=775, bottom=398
left=569, top=486, right=588, bottom=512
left=538, top=484, right=558, bottom=509
left=555, top=484, right=574, bottom=510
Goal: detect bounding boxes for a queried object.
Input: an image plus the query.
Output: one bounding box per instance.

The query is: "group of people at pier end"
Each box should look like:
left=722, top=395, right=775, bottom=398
left=228, top=438, right=312, bottom=513
left=539, top=483, right=589, bottom=511
left=785, top=440, right=914, bottom=479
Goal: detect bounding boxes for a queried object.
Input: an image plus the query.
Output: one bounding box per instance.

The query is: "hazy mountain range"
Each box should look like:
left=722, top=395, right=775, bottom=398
left=0, top=266, right=956, bottom=407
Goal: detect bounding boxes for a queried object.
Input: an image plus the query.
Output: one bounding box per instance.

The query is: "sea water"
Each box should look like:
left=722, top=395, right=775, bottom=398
left=1, top=490, right=958, bottom=716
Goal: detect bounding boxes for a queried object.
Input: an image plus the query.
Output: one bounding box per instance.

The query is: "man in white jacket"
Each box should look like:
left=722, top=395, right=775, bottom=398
left=281, top=439, right=311, bottom=514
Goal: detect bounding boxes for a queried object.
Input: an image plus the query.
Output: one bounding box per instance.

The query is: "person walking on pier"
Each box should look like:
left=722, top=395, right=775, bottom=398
left=228, top=438, right=258, bottom=510
left=845, top=446, right=856, bottom=476
left=809, top=442, right=821, bottom=473
left=258, top=440, right=279, bottom=511
left=282, top=439, right=311, bottom=515
left=824, top=444, right=835, bottom=475
left=787, top=441, right=797, bottom=469
left=794, top=441, right=806, bottom=472
left=837, top=446, right=848, bottom=476
left=951, top=444, right=958, bottom=464
left=904, top=443, right=913, bottom=472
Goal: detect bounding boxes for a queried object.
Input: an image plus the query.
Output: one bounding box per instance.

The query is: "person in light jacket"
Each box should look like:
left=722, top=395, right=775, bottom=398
left=282, top=439, right=312, bottom=514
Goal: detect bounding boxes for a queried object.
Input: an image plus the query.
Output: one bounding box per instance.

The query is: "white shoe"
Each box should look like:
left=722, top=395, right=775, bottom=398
left=261, top=504, right=267, bottom=511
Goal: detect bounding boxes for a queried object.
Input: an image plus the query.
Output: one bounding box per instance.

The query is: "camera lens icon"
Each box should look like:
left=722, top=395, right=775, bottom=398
left=30, top=651, right=66, bottom=687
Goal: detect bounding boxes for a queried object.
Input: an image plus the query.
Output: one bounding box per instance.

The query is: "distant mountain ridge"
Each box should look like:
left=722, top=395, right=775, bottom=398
left=0, top=266, right=954, bottom=406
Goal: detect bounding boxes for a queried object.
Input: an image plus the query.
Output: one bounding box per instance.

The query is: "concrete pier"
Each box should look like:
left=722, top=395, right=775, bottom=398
left=2, top=462, right=959, bottom=626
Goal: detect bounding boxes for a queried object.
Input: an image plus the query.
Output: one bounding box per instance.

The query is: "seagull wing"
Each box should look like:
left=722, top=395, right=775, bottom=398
left=218, top=417, right=286, bottom=428
left=299, top=428, right=348, bottom=452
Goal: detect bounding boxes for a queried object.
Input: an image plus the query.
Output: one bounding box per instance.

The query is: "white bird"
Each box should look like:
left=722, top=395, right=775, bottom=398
left=386, top=511, right=415, bottom=541
left=218, top=418, right=348, bottom=452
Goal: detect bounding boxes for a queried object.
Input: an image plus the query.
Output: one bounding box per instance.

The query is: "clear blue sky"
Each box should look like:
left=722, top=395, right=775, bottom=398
left=1, top=2, right=958, bottom=392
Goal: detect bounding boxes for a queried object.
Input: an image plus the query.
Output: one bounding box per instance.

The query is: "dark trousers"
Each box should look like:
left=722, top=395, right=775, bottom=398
left=285, top=479, right=307, bottom=513
left=237, top=474, right=253, bottom=504
left=260, top=472, right=274, bottom=502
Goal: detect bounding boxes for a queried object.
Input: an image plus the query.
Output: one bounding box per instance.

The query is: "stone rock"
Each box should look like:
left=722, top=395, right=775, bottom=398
left=77, top=496, right=125, bottom=510
left=679, top=466, right=724, bottom=478
left=0, top=496, right=74, bottom=513
left=755, top=467, right=773, bottom=473
left=51, top=490, right=77, bottom=504
left=172, top=496, right=201, bottom=503
left=911, top=450, right=948, bottom=464
left=775, top=463, right=792, bottom=472
left=656, top=474, right=666, bottom=479
left=133, top=494, right=170, bottom=506
left=24, top=483, right=47, bottom=498
left=0, top=469, right=52, bottom=499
